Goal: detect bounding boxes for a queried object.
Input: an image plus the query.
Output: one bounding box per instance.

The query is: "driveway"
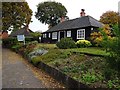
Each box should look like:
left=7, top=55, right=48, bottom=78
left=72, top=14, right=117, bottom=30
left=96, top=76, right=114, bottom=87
left=2, top=48, right=64, bottom=88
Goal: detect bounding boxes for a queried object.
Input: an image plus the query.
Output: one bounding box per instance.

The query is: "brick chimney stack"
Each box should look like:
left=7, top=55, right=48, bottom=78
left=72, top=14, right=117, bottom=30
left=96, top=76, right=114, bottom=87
left=80, top=9, right=85, bottom=17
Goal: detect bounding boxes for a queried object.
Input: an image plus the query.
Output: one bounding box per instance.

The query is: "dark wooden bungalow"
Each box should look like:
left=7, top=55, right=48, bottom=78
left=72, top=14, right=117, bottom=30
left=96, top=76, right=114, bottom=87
left=42, top=10, right=103, bottom=43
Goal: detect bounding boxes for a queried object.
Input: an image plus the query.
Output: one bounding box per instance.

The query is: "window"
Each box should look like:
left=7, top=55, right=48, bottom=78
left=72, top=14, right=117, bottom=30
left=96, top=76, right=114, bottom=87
left=44, top=33, right=47, bottom=38
left=52, top=32, right=57, bottom=39
left=48, top=33, right=51, bottom=38
left=77, top=29, right=85, bottom=39
left=91, top=28, right=93, bottom=30
left=67, top=31, right=71, bottom=37
left=43, top=34, right=45, bottom=38
left=43, top=33, right=47, bottom=38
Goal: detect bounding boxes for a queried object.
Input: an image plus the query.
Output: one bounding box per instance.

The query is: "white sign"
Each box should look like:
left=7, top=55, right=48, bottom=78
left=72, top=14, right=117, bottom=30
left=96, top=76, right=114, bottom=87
left=17, top=35, right=25, bottom=41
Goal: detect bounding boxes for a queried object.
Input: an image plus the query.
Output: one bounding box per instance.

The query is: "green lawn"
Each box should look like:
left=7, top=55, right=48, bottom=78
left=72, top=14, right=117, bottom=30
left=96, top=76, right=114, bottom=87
left=66, top=47, right=109, bottom=56
left=37, top=43, right=108, bottom=56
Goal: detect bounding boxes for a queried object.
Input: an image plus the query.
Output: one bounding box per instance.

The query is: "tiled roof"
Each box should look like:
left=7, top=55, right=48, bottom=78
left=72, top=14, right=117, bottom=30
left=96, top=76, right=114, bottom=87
left=45, top=15, right=103, bottom=32
left=10, top=26, right=33, bottom=37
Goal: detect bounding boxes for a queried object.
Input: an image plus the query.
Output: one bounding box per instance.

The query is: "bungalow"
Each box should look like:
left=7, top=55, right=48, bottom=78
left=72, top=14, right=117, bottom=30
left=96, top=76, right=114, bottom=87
left=42, top=9, right=103, bottom=43
left=10, top=26, right=33, bottom=38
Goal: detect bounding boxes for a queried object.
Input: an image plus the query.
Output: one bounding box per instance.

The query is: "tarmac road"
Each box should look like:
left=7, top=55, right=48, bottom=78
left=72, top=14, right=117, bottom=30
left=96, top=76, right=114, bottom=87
left=2, top=48, right=64, bottom=89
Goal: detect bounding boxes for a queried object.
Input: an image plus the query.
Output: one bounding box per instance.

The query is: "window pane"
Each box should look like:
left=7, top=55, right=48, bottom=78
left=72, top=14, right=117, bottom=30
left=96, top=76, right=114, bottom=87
left=44, top=33, right=47, bottom=38
left=52, top=32, right=57, bottom=39
left=49, top=33, right=51, bottom=38
left=43, top=34, right=45, bottom=38
left=77, top=29, right=85, bottom=39
left=67, top=31, right=71, bottom=37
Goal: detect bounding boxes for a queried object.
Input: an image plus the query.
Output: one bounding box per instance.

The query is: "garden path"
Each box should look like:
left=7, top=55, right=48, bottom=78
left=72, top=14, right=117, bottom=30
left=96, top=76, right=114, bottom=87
left=2, top=48, right=64, bottom=88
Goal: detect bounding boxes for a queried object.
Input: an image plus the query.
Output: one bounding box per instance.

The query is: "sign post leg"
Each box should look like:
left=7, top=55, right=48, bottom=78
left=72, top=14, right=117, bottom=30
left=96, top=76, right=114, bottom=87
left=23, top=39, right=25, bottom=45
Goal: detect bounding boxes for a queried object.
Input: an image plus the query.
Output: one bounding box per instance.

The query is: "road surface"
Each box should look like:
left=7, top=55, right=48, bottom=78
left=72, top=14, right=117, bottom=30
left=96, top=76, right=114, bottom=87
left=2, top=48, right=64, bottom=89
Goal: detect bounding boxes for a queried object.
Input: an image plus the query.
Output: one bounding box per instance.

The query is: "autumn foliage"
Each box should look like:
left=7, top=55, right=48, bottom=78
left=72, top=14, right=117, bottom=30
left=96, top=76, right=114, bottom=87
left=90, top=25, right=112, bottom=46
left=100, top=11, right=118, bottom=25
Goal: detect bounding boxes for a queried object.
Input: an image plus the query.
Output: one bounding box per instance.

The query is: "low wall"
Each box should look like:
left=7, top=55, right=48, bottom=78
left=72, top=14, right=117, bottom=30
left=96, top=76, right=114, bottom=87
left=19, top=50, right=90, bottom=88
left=35, top=61, right=89, bottom=89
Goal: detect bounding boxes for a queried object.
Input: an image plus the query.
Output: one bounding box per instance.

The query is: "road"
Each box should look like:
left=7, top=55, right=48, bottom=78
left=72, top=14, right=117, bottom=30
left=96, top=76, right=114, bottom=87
left=2, top=48, right=64, bottom=88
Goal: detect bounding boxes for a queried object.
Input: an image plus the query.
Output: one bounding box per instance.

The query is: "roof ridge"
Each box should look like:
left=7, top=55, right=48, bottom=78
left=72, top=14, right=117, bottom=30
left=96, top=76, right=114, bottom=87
left=87, top=16, right=92, bottom=26
left=62, top=16, right=89, bottom=22
left=87, top=15, right=101, bottom=26
left=45, top=15, right=102, bottom=32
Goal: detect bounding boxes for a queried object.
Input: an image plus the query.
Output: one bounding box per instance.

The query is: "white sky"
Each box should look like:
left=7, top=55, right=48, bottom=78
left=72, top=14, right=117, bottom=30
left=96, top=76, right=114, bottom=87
left=26, top=0, right=119, bottom=32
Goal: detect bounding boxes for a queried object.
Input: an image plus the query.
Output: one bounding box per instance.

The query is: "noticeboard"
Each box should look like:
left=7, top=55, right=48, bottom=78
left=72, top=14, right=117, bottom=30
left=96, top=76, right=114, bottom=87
left=17, top=35, right=25, bottom=41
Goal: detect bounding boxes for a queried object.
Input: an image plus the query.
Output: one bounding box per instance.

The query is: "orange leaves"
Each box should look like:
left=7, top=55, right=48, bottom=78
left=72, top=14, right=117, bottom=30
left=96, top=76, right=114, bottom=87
left=90, top=24, right=112, bottom=46
left=100, top=11, right=118, bottom=25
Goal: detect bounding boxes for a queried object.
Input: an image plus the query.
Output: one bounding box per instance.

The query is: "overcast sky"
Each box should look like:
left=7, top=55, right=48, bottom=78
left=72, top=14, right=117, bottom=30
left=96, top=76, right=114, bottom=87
left=26, top=0, right=120, bottom=32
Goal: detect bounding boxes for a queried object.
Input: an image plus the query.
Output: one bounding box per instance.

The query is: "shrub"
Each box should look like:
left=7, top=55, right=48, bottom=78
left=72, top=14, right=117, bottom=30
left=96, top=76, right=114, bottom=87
left=90, top=25, right=112, bottom=46
left=76, top=40, right=92, bottom=48
left=2, top=37, right=19, bottom=48
left=18, top=41, right=38, bottom=56
left=56, top=38, right=77, bottom=49
left=102, top=24, right=120, bottom=71
left=23, top=41, right=38, bottom=55
left=11, top=43, right=23, bottom=52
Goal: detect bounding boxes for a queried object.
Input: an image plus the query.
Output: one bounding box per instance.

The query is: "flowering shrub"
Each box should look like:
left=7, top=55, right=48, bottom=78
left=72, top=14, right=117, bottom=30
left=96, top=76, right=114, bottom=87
left=76, top=40, right=92, bottom=48
left=18, top=41, right=38, bottom=56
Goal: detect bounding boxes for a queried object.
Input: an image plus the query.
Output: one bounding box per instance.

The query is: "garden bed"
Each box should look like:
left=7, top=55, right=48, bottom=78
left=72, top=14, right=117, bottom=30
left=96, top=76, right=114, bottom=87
left=4, top=42, right=120, bottom=89
left=30, top=44, right=119, bottom=89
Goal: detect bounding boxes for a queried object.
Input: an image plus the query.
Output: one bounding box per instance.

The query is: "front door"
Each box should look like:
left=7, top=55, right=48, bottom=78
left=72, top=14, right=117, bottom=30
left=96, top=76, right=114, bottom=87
left=60, top=31, right=64, bottom=39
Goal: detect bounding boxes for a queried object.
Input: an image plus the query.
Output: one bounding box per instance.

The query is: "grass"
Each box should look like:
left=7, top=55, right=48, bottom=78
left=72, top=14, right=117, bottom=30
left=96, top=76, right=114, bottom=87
left=66, top=47, right=109, bottom=56
left=37, top=43, right=108, bottom=56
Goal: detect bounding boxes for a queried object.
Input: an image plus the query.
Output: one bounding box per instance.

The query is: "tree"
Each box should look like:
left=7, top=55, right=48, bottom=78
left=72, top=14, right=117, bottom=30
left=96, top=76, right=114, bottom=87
left=90, top=24, right=112, bottom=46
left=31, top=31, right=41, bottom=39
left=101, top=24, right=120, bottom=71
left=2, top=2, right=33, bottom=32
left=30, top=31, right=42, bottom=42
left=35, top=1, right=68, bottom=27
left=100, top=11, right=119, bottom=25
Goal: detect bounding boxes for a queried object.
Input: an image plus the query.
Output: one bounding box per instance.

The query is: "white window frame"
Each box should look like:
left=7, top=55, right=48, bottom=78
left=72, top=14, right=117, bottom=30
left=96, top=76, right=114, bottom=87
left=52, top=32, right=57, bottom=39
left=91, top=28, right=93, bottom=30
left=43, top=34, right=45, bottom=38
left=48, top=33, right=51, bottom=38
left=58, top=31, right=60, bottom=41
left=44, top=33, right=47, bottom=38
left=77, top=29, right=85, bottom=39
left=67, top=30, right=71, bottom=37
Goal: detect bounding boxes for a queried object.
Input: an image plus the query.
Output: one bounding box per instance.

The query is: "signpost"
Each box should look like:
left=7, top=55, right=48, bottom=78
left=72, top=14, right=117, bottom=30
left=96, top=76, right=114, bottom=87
left=17, top=35, right=25, bottom=45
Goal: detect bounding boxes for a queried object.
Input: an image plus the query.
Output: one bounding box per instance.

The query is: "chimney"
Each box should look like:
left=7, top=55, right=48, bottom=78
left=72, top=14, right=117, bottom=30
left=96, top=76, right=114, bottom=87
left=80, top=9, right=85, bottom=17
left=60, top=16, right=65, bottom=23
